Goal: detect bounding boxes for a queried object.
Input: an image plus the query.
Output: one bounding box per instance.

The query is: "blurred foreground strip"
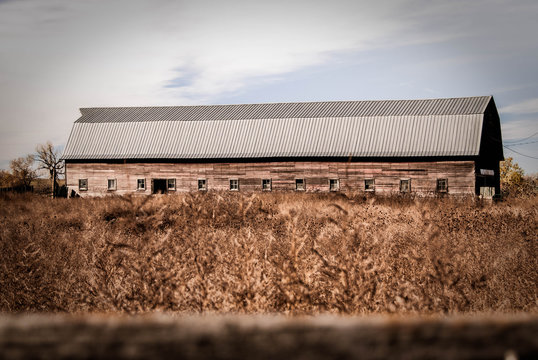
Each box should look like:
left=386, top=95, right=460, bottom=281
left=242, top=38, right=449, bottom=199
left=0, top=314, right=537, bottom=359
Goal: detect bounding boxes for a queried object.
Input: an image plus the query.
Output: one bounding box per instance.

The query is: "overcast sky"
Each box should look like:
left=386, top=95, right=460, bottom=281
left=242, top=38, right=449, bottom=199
left=1, top=0, right=537, bottom=172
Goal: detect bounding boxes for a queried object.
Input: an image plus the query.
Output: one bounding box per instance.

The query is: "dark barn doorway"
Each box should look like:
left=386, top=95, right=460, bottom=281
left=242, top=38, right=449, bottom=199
left=152, top=179, right=167, bottom=194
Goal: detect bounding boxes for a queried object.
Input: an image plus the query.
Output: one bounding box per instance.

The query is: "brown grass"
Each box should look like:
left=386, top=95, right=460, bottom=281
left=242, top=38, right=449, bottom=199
left=0, top=192, right=536, bottom=315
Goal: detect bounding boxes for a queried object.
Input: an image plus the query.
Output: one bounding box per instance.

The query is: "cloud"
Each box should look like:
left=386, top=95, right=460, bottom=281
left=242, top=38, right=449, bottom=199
left=500, top=98, right=538, bottom=114
left=501, top=118, right=538, bottom=141
left=1, top=0, right=538, bottom=172
left=0, top=1, right=409, bottom=107
left=0, top=0, right=427, bottom=168
left=0, top=0, right=484, bottom=110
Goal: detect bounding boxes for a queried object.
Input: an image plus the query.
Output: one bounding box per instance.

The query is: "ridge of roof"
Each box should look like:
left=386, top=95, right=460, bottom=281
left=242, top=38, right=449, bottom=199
left=79, top=95, right=492, bottom=112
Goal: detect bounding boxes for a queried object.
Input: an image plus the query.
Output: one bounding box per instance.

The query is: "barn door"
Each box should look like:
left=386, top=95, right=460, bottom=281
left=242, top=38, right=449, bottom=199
left=151, top=179, right=167, bottom=194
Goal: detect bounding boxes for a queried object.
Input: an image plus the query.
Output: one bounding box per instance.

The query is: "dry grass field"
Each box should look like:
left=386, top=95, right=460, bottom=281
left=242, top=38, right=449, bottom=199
left=0, top=192, right=536, bottom=314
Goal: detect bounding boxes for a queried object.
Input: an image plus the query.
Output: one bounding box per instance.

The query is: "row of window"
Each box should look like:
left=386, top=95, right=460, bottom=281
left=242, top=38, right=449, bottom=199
left=78, top=178, right=449, bottom=192
left=79, top=178, right=175, bottom=191
left=230, top=178, right=309, bottom=191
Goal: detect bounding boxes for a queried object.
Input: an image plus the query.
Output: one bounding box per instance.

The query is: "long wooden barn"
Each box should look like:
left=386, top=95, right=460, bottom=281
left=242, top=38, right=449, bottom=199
left=61, top=96, right=503, bottom=197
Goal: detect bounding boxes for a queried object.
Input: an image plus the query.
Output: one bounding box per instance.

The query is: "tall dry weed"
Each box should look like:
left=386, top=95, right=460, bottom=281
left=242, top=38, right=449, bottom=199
left=0, top=192, right=536, bottom=314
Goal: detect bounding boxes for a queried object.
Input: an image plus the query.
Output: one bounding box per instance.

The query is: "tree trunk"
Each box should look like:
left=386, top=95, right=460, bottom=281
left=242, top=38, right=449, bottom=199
left=51, top=168, right=56, bottom=199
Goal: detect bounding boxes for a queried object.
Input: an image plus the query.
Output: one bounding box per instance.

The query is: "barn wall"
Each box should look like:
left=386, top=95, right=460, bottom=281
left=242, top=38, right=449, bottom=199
left=65, top=160, right=476, bottom=197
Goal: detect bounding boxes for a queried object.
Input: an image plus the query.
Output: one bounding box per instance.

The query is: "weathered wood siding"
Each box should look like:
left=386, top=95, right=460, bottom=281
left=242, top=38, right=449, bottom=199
left=66, top=160, right=476, bottom=197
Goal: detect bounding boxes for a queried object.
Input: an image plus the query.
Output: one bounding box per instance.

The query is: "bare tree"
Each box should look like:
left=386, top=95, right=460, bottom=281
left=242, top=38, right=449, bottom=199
left=35, top=142, right=64, bottom=198
left=10, top=155, right=37, bottom=188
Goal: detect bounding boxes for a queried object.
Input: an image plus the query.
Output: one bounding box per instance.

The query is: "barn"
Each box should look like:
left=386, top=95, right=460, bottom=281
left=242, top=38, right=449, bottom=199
left=61, top=95, right=503, bottom=197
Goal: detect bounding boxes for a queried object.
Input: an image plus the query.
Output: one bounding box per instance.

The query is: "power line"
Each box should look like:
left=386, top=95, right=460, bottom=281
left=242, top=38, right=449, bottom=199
left=504, top=131, right=538, bottom=143
left=504, top=145, right=538, bottom=160
left=504, top=139, right=538, bottom=146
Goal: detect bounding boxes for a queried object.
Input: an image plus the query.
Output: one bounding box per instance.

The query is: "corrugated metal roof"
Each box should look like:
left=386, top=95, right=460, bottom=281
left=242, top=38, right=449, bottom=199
left=62, top=96, right=492, bottom=160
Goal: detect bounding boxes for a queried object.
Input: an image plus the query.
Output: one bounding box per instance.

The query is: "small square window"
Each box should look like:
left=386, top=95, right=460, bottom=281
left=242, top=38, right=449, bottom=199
left=230, top=179, right=239, bottom=191
left=167, top=178, right=176, bottom=191
left=262, top=179, right=272, bottom=191
left=365, top=179, right=375, bottom=191
left=329, top=179, right=339, bottom=191
left=198, top=179, right=207, bottom=191
left=107, top=179, right=117, bottom=191
left=437, top=178, right=448, bottom=192
left=79, top=179, right=88, bottom=191
left=295, top=178, right=305, bottom=191
left=400, top=179, right=410, bottom=193
left=137, top=178, right=146, bottom=190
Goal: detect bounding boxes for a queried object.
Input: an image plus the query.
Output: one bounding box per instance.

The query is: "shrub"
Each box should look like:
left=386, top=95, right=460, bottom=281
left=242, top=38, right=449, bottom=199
left=500, top=157, right=538, bottom=198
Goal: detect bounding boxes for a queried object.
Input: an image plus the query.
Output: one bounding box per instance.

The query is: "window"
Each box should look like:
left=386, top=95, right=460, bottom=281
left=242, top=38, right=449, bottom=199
left=436, top=178, right=448, bottom=192
left=262, top=179, right=272, bottom=191
left=229, top=179, right=239, bottom=191
left=137, top=178, right=146, bottom=191
left=167, top=178, right=176, bottom=191
left=107, top=178, right=117, bottom=191
left=295, top=178, right=305, bottom=191
left=400, top=179, right=410, bottom=193
left=79, top=179, right=88, bottom=191
left=364, top=179, right=375, bottom=191
left=329, top=179, right=339, bottom=191
left=198, top=179, right=207, bottom=191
